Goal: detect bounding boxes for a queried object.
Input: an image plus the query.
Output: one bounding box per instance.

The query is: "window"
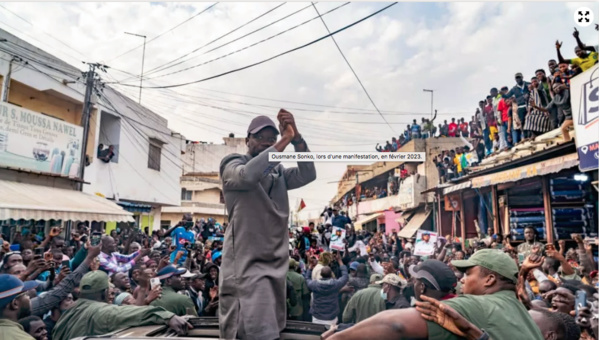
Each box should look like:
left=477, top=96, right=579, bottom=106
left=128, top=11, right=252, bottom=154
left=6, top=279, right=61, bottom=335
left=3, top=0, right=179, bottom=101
left=160, top=220, right=171, bottom=229
left=181, top=188, right=192, bottom=201
left=98, top=111, right=121, bottom=163
left=148, top=142, right=162, bottom=171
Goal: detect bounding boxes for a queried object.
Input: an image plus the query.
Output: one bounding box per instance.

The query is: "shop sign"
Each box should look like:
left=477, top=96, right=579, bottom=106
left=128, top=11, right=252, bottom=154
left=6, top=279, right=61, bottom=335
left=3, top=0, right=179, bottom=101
left=471, top=153, right=579, bottom=188
left=0, top=102, right=83, bottom=177
left=397, top=176, right=414, bottom=209
left=571, top=64, right=599, bottom=172
left=444, top=195, right=461, bottom=211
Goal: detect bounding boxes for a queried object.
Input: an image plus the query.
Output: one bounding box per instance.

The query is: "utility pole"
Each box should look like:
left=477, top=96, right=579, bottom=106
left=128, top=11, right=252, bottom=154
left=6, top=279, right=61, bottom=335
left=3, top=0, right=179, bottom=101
left=78, top=62, right=108, bottom=190
left=423, top=89, right=433, bottom=118
left=1, top=56, right=21, bottom=103
left=124, top=32, right=146, bottom=104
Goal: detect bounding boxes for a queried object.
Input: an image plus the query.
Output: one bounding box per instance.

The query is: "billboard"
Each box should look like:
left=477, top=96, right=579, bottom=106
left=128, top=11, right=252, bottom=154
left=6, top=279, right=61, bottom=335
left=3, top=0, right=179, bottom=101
left=0, top=102, right=83, bottom=177
left=570, top=64, right=598, bottom=172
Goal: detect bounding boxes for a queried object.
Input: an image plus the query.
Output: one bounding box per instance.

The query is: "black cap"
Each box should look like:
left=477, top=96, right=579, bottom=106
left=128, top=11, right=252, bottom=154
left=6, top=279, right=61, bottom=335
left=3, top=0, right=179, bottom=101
left=247, top=116, right=279, bottom=135
left=490, top=87, right=498, bottom=92
left=409, top=259, right=457, bottom=292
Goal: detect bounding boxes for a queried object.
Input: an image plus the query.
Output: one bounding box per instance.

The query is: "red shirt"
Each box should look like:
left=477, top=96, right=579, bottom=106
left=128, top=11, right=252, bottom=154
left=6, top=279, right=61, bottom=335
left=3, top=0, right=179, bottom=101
left=497, top=99, right=510, bottom=123
left=448, top=123, right=458, bottom=137
left=459, top=123, right=468, bottom=133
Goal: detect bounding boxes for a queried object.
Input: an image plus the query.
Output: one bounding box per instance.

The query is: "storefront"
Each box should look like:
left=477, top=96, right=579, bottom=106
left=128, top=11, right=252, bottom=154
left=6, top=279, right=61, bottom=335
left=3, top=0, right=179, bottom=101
left=432, top=148, right=597, bottom=249
left=0, top=180, right=134, bottom=242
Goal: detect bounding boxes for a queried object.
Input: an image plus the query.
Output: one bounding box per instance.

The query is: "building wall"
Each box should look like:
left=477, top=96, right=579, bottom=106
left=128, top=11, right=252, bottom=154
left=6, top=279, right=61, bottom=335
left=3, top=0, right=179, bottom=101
left=182, top=137, right=247, bottom=174
left=193, top=188, right=221, bottom=203
left=83, top=87, right=183, bottom=210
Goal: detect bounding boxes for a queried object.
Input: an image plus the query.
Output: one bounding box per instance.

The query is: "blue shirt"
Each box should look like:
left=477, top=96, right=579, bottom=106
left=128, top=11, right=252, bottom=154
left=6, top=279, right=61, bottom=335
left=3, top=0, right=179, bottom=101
left=170, top=227, right=195, bottom=264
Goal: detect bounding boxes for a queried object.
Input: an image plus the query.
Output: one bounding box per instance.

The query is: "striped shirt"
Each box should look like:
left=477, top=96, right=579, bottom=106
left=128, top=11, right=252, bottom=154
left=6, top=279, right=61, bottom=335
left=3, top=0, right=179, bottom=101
left=98, top=251, right=139, bottom=274
left=524, top=89, right=551, bottom=133
left=31, top=262, right=90, bottom=316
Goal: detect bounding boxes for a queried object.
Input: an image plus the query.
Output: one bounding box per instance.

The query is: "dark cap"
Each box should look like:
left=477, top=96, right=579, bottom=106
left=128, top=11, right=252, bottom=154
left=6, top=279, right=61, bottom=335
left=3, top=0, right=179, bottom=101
left=452, top=249, right=518, bottom=284
left=0, top=274, right=38, bottom=309
left=80, top=271, right=109, bottom=293
left=515, top=72, right=523, bottom=78
left=409, top=259, right=457, bottom=292
left=247, top=116, right=279, bottom=135
left=490, top=87, right=498, bottom=92
left=501, top=86, right=509, bottom=91
left=156, top=265, right=186, bottom=280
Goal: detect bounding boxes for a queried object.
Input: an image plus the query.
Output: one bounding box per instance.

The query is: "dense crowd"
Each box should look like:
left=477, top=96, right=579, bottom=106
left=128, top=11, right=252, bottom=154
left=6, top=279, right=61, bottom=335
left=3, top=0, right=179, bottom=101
left=291, top=219, right=599, bottom=340
left=377, top=29, right=597, bottom=163
left=0, top=216, right=226, bottom=340
left=0, top=211, right=598, bottom=340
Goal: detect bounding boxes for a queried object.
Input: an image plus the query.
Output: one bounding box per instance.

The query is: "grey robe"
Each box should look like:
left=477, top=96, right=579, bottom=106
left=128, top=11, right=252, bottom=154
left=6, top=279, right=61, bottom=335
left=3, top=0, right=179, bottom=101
left=219, top=144, right=316, bottom=340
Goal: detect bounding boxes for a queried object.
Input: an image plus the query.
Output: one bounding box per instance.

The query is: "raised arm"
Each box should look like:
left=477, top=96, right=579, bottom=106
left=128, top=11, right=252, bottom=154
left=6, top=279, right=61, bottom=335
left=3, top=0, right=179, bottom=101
left=573, top=28, right=596, bottom=52
left=283, top=141, right=316, bottom=190
left=556, top=40, right=571, bottom=64
left=327, top=308, right=428, bottom=340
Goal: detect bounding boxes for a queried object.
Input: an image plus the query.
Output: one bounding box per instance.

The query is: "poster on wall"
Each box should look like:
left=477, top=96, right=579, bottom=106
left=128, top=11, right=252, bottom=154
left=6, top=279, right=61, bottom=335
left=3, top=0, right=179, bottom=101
left=0, top=102, right=83, bottom=177
left=570, top=63, right=598, bottom=172
left=330, top=226, right=347, bottom=251
left=414, top=230, right=437, bottom=256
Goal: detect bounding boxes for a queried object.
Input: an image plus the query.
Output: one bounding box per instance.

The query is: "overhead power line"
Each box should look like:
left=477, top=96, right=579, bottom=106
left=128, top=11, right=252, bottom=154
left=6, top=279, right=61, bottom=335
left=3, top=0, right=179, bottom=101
left=310, top=2, right=396, bottom=134
left=114, top=2, right=398, bottom=89
left=124, top=2, right=350, bottom=82
left=141, top=2, right=288, bottom=77
left=105, top=2, right=218, bottom=63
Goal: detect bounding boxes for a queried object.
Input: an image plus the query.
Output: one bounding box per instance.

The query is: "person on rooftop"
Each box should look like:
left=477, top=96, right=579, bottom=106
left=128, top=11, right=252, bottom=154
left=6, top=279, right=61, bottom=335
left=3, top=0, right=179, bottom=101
left=556, top=28, right=598, bottom=72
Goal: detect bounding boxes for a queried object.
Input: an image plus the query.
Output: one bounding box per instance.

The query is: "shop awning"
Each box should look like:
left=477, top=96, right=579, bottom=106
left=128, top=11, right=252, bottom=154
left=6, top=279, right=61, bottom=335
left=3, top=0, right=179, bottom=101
left=117, top=201, right=152, bottom=213
left=0, top=180, right=134, bottom=222
left=397, top=208, right=431, bottom=238
left=354, top=213, right=382, bottom=230
left=443, top=181, right=472, bottom=195
left=471, top=153, right=579, bottom=188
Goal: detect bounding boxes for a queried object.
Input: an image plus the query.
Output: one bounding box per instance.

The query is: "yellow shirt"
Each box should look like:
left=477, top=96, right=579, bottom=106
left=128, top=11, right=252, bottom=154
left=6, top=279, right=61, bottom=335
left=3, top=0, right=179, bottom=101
left=489, top=126, right=498, bottom=140
left=572, top=51, right=598, bottom=72
left=454, top=154, right=463, bottom=173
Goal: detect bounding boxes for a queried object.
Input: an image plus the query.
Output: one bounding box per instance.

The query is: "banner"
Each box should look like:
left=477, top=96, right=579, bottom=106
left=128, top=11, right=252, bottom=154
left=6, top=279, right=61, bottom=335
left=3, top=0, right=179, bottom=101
left=384, top=210, right=400, bottom=235
left=330, top=226, right=346, bottom=251
left=414, top=230, right=437, bottom=256
left=570, top=64, right=599, bottom=172
left=0, top=102, right=83, bottom=177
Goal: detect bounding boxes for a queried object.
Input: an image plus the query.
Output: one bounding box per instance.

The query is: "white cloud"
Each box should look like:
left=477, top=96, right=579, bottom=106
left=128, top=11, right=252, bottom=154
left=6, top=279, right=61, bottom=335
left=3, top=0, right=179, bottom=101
left=0, top=1, right=597, bottom=218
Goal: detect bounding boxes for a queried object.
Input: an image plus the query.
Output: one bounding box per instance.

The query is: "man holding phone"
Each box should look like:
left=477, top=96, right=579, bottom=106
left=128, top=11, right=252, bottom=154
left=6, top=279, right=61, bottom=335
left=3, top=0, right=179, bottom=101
left=98, top=235, right=148, bottom=275
left=516, top=226, right=545, bottom=264
left=163, top=215, right=195, bottom=266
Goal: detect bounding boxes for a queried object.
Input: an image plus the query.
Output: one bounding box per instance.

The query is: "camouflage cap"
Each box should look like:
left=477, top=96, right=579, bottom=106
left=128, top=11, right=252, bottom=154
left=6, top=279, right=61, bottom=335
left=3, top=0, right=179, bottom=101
left=376, top=273, right=407, bottom=288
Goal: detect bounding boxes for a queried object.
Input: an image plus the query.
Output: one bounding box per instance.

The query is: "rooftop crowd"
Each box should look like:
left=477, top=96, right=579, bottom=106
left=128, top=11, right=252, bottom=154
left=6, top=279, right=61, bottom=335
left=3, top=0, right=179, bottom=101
left=377, top=28, right=597, bottom=181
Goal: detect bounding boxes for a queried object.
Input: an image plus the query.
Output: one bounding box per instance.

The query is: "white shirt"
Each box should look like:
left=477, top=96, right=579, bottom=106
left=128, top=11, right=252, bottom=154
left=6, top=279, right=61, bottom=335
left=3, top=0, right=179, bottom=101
left=348, top=240, right=368, bottom=257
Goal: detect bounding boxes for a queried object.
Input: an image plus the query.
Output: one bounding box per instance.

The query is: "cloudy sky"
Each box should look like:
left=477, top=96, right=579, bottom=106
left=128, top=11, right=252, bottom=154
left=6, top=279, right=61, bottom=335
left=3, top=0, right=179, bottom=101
left=0, top=1, right=596, bottom=220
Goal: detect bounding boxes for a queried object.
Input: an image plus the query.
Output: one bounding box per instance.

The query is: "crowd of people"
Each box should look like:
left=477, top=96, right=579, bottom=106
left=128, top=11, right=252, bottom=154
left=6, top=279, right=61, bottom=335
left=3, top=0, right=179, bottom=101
left=290, top=219, right=598, bottom=340
left=0, top=216, right=227, bottom=340
left=1, top=214, right=597, bottom=340
left=377, top=28, right=596, bottom=161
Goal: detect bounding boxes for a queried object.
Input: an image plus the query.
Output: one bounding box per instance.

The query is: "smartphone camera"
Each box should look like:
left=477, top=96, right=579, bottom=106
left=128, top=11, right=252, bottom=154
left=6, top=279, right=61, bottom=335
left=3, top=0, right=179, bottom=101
left=91, top=232, right=102, bottom=246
